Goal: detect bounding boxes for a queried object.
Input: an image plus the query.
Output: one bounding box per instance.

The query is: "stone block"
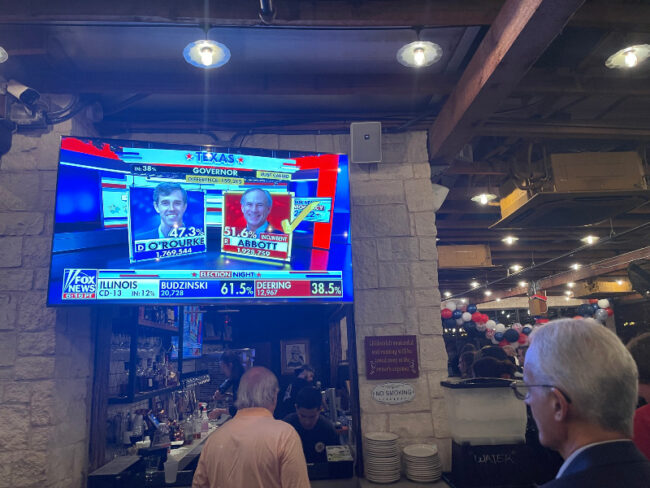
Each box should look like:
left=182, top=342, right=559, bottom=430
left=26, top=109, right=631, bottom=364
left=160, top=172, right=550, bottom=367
left=38, top=171, right=58, bottom=191
left=0, top=293, right=17, bottom=329
left=18, top=329, right=56, bottom=356
left=38, top=191, right=56, bottom=212
left=376, top=237, right=419, bottom=262
left=351, top=204, right=410, bottom=238
left=17, top=292, right=56, bottom=331
left=12, top=450, right=47, bottom=486
left=359, top=376, right=431, bottom=414
left=0, top=172, right=42, bottom=211
left=435, top=437, right=452, bottom=472
left=419, top=336, right=449, bottom=371
left=15, top=357, right=55, bottom=380
left=355, top=289, right=404, bottom=325
left=419, top=237, right=438, bottom=260
left=0, top=332, right=16, bottom=366
left=351, top=180, right=404, bottom=206
left=388, top=411, right=434, bottom=438
left=366, top=163, right=413, bottom=181
left=0, top=212, right=44, bottom=236
left=413, top=162, right=431, bottom=179
left=360, top=413, right=389, bottom=434
left=351, top=239, right=378, bottom=290
left=0, top=367, right=14, bottom=379
left=381, top=142, right=408, bottom=164
left=356, top=324, right=407, bottom=339
left=0, top=237, right=23, bottom=267
left=404, top=179, right=436, bottom=212
left=0, top=406, right=30, bottom=449
left=427, top=370, right=451, bottom=400
left=29, top=426, right=54, bottom=451
left=21, top=237, right=51, bottom=268
left=0, top=452, right=12, bottom=488
left=418, top=307, right=443, bottom=335
left=315, top=134, right=335, bottom=153
left=431, top=399, right=451, bottom=438
left=378, top=262, right=410, bottom=288
left=3, top=381, right=32, bottom=403
left=333, top=134, right=350, bottom=155
left=278, top=134, right=316, bottom=152
left=245, top=133, right=279, bottom=150
left=405, top=131, right=430, bottom=163
left=412, top=288, right=440, bottom=308
left=412, top=211, right=437, bottom=236
left=410, top=261, right=438, bottom=288
left=0, top=270, right=33, bottom=291
left=32, top=268, right=49, bottom=290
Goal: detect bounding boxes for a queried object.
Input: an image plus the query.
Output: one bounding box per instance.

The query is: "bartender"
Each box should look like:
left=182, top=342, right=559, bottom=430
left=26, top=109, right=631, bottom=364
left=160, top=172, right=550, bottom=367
left=208, top=350, right=245, bottom=419
left=283, top=387, right=339, bottom=463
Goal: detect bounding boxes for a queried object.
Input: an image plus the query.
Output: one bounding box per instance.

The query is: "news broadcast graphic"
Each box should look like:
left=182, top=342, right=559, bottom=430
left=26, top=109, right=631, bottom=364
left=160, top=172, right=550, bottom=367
left=221, top=191, right=293, bottom=262
left=172, top=306, right=203, bottom=359
left=128, top=185, right=207, bottom=263
left=48, top=137, right=352, bottom=305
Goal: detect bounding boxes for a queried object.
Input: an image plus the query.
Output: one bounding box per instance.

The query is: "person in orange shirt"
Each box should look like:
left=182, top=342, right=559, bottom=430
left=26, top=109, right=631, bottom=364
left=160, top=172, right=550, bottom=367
left=192, top=367, right=310, bottom=488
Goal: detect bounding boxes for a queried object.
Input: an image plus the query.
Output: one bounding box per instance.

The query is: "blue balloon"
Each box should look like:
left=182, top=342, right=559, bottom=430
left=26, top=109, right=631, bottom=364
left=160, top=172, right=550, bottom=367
left=591, top=303, right=599, bottom=311
left=467, top=304, right=478, bottom=314
left=494, top=331, right=504, bottom=341
left=503, top=328, right=520, bottom=343
left=443, top=318, right=457, bottom=328
left=522, top=326, right=533, bottom=335
left=452, top=310, right=463, bottom=319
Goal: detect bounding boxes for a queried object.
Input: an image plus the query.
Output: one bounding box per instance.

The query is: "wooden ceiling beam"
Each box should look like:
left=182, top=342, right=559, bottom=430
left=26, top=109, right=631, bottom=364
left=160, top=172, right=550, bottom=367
left=476, top=121, right=650, bottom=139
left=428, top=0, right=585, bottom=163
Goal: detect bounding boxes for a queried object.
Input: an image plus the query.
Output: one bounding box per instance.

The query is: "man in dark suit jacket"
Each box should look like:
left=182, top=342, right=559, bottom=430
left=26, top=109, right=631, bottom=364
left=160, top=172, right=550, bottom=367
left=516, top=318, right=650, bottom=487
left=137, top=182, right=187, bottom=240
left=240, top=188, right=284, bottom=238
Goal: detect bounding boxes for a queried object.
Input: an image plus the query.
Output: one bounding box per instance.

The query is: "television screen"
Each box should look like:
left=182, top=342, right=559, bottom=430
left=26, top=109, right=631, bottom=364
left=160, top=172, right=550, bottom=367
left=172, top=306, right=203, bottom=359
left=48, top=137, right=352, bottom=305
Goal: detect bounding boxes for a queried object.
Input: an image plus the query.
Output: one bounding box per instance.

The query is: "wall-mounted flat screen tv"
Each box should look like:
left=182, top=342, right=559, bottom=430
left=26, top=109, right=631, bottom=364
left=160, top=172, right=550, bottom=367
left=171, top=306, right=203, bottom=359
left=47, top=137, right=352, bottom=305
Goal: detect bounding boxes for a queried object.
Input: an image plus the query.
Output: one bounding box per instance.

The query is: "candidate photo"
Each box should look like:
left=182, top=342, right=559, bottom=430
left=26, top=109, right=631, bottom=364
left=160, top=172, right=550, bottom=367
left=222, top=189, right=292, bottom=239
left=240, top=188, right=285, bottom=238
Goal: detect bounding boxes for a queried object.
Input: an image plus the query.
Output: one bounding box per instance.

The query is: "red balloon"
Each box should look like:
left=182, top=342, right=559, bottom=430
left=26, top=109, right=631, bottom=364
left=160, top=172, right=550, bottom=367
left=481, top=314, right=490, bottom=324
left=441, top=308, right=453, bottom=319
left=588, top=299, right=598, bottom=304
left=573, top=315, right=583, bottom=320
left=518, top=333, right=528, bottom=344
left=471, top=312, right=483, bottom=323
left=606, top=307, right=614, bottom=317
left=537, top=318, right=550, bottom=324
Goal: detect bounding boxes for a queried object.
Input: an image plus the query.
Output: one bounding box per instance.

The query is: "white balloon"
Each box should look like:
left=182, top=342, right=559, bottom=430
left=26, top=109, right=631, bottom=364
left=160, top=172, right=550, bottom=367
left=445, top=301, right=457, bottom=312
left=495, top=323, right=506, bottom=333
left=462, top=312, right=472, bottom=322
left=456, top=318, right=464, bottom=326
left=486, top=320, right=497, bottom=330
left=597, top=299, right=610, bottom=309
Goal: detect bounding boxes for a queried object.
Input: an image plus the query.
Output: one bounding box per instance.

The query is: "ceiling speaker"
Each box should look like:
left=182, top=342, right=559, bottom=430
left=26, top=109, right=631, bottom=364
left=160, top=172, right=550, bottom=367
left=350, top=122, right=381, bottom=163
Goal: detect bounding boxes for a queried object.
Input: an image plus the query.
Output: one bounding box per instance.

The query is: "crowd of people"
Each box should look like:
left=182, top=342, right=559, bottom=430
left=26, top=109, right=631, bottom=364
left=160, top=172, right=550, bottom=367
left=192, top=319, right=650, bottom=488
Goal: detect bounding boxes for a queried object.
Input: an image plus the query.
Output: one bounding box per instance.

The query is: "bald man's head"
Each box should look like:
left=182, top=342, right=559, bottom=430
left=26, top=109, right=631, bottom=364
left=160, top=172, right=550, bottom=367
left=235, top=367, right=279, bottom=412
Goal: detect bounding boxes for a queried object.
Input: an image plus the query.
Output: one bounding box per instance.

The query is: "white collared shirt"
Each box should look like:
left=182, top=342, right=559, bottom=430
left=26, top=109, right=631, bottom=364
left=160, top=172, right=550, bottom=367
left=556, top=439, right=631, bottom=478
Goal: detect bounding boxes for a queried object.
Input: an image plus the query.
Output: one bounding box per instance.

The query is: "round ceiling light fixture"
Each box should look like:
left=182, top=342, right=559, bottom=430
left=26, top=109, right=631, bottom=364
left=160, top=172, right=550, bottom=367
left=397, top=41, right=443, bottom=68
left=605, top=44, right=650, bottom=69
left=0, top=47, right=8, bottom=64
left=184, top=40, right=231, bottom=69
left=471, top=192, right=498, bottom=205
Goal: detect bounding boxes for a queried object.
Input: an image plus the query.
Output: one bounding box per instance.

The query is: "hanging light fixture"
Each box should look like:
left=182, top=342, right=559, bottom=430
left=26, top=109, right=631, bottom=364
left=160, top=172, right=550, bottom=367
left=0, top=47, right=8, bottom=64
left=605, top=44, right=650, bottom=69
left=184, top=38, right=230, bottom=69
left=397, top=28, right=442, bottom=68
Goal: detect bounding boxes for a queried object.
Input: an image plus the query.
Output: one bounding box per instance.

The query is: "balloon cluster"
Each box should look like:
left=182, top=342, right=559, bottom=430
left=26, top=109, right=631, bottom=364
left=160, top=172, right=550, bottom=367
left=572, top=298, right=613, bottom=323
left=441, top=301, right=537, bottom=348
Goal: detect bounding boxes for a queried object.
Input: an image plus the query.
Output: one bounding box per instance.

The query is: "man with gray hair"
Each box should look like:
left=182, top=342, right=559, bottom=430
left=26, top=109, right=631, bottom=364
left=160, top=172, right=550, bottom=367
left=192, top=367, right=310, bottom=488
left=512, top=318, right=650, bottom=487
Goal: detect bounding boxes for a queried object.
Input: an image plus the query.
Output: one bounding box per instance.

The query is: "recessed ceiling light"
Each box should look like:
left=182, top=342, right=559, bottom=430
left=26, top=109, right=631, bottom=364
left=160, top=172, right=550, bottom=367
left=0, top=47, right=8, bottom=64
left=606, top=44, right=650, bottom=69
left=581, top=235, right=599, bottom=245
left=510, top=264, right=522, bottom=272
left=470, top=193, right=498, bottom=205
left=571, top=263, right=581, bottom=270
left=461, top=298, right=467, bottom=303
left=484, top=290, right=492, bottom=296
left=397, top=41, right=443, bottom=68
left=502, top=236, right=518, bottom=245
left=184, top=40, right=231, bottom=69
left=564, top=290, right=572, bottom=296
left=496, top=297, right=501, bottom=302
left=565, top=296, right=570, bottom=301
left=518, top=281, right=527, bottom=288
left=616, top=279, right=624, bottom=286
left=567, top=282, right=575, bottom=288
left=470, top=281, right=479, bottom=288
left=444, top=291, right=452, bottom=298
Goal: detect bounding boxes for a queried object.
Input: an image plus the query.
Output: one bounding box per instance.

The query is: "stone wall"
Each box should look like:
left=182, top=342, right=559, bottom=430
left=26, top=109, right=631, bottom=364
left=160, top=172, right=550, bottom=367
left=0, top=116, right=95, bottom=488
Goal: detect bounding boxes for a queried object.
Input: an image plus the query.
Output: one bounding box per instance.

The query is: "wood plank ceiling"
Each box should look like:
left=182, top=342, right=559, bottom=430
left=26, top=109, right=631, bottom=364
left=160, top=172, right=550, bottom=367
left=1, top=0, right=649, bottom=303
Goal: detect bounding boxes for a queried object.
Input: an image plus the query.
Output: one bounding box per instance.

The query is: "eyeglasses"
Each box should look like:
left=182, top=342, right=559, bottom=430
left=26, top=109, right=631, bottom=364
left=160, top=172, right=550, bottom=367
left=510, top=380, right=572, bottom=403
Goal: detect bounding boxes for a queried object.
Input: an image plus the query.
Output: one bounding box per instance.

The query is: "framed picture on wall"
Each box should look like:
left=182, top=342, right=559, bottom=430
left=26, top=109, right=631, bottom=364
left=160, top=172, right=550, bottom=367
left=281, top=339, right=310, bottom=375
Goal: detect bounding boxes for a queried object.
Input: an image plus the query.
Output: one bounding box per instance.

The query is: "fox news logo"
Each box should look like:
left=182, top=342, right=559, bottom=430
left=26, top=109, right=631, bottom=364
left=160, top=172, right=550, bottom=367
left=62, top=269, right=97, bottom=299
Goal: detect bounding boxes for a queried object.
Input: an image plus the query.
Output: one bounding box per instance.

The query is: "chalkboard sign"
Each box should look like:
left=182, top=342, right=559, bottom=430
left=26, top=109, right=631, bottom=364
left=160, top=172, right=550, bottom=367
left=364, top=335, right=419, bottom=380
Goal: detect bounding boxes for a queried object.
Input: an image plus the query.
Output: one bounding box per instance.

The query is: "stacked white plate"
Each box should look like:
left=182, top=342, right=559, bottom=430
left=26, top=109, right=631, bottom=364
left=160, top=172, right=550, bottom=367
left=364, top=432, right=401, bottom=484
left=403, top=443, right=442, bottom=483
